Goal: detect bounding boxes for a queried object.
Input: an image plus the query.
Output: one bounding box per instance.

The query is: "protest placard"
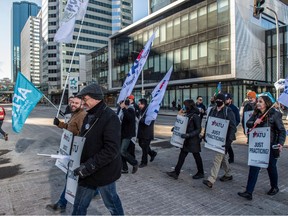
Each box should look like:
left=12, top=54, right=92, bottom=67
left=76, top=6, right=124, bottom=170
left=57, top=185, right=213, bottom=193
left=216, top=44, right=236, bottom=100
left=204, top=116, right=229, bottom=154
left=248, top=127, right=270, bottom=168
left=170, top=115, right=189, bottom=148
left=243, top=110, right=253, bottom=134
left=65, top=136, right=86, bottom=204
left=55, top=129, right=73, bottom=173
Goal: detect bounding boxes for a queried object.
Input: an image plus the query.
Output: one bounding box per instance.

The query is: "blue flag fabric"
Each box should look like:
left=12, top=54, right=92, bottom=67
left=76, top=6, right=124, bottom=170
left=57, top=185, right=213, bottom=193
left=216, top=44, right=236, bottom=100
left=12, top=72, right=43, bottom=133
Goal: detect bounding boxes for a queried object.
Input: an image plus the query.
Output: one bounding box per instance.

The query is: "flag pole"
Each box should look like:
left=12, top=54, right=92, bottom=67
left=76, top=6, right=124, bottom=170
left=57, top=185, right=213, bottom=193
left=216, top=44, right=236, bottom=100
left=56, top=16, right=85, bottom=118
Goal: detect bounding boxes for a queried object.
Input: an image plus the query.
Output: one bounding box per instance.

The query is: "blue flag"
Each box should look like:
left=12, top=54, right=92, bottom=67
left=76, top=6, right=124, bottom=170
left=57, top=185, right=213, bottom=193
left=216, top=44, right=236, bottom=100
left=12, top=72, right=43, bottom=133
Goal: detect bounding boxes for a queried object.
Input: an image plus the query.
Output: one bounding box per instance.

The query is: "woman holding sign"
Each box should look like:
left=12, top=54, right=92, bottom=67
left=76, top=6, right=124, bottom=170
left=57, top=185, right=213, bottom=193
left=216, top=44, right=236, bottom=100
left=238, top=96, right=286, bottom=200
left=167, top=99, right=204, bottom=180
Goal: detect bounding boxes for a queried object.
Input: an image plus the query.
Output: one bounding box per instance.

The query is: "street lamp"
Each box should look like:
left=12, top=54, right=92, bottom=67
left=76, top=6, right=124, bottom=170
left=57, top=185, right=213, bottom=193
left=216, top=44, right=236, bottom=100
left=266, top=7, right=280, bottom=99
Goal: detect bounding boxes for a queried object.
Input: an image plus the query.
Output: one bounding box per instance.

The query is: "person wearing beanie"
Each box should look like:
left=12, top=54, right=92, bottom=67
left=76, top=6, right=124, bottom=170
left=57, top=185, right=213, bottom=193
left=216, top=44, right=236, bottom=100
left=242, top=91, right=257, bottom=135
left=202, top=93, right=237, bottom=188
left=72, top=83, right=124, bottom=215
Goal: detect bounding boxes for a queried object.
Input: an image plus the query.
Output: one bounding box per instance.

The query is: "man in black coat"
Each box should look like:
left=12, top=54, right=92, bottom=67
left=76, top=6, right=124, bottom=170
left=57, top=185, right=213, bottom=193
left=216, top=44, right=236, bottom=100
left=72, top=83, right=124, bottom=215
left=137, top=98, right=157, bottom=168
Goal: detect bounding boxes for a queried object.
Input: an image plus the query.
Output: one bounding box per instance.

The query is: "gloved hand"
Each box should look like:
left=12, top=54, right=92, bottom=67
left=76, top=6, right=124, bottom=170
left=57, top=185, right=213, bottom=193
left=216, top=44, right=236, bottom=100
left=171, top=127, right=174, bottom=132
left=181, top=134, right=190, bottom=139
left=53, top=117, right=60, bottom=126
left=59, top=110, right=65, bottom=117
left=73, top=164, right=90, bottom=178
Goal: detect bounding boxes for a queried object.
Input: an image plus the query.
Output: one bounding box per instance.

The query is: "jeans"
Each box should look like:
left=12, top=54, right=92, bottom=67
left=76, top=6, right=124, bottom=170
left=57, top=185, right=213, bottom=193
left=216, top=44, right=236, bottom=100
left=138, top=138, right=156, bottom=164
left=122, top=141, right=136, bottom=171
left=72, top=181, right=124, bottom=215
left=246, top=153, right=278, bottom=194
left=121, top=138, right=138, bottom=168
left=174, top=150, right=204, bottom=175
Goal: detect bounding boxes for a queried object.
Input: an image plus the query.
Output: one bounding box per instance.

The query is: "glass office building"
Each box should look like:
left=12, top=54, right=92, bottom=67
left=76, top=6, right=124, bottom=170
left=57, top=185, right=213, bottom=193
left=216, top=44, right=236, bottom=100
left=108, top=0, right=288, bottom=108
left=112, top=0, right=133, bottom=34
left=11, top=1, right=41, bottom=82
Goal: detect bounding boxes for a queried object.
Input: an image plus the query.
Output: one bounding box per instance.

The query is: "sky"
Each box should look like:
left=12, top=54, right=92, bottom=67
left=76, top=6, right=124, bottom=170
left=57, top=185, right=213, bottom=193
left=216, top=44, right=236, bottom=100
left=0, top=0, right=42, bottom=80
left=0, top=0, right=148, bottom=80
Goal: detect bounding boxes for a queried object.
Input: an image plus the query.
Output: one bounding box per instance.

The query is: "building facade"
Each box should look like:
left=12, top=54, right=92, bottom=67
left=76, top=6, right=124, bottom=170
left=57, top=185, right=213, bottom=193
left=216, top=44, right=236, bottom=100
left=112, top=0, right=133, bottom=34
left=11, top=1, right=41, bottom=82
left=21, top=12, right=41, bottom=88
left=107, top=0, right=288, bottom=108
left=41, top=0, right=133, bottom=103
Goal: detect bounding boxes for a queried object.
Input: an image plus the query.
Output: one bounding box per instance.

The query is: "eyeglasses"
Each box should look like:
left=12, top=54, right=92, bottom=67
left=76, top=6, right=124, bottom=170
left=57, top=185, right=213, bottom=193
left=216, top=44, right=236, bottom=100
left=82, top=97, right=92, bottom=103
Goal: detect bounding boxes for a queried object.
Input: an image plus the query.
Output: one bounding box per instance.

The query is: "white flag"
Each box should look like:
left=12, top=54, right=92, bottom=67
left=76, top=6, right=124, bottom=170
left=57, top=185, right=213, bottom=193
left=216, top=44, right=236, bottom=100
left=54, top=0, right=88, bottom=43
left=145, top=66, right=173, bottom=125
left=117, top=31, right=157, bottom=104
left=278, top=77, right=288, bottom=108
left=274, top=79, right=285, bottom=90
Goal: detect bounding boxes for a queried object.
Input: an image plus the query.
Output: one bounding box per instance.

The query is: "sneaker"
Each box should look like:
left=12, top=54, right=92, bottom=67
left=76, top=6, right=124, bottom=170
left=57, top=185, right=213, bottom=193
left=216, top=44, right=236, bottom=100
left=139, top=163, right=147, bottom=168
left=166, top=171, right=178, bottom=180
left=45, top=203, right=66, bottom=213
left=192, top=172, right=204, bottom=179
left=132, top=164, right=138, bottom=174
left=219, top=175, right=233, bottom=182
left=4, top=134, right=8, bottom=141
left=150, top=152, right=157, bottom=162
left=121, top=169, right=128, bottom=174
left=238, top=191, right=252, bottom=200
left=202, top=180, right=213, bottom=188
left=267, top=187, right=279, bottom=196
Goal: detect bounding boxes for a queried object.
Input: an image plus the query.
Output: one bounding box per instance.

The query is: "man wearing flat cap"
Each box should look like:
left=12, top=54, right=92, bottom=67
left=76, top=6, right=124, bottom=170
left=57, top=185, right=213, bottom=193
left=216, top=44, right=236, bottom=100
left=72, top=83, right=124, bottom=215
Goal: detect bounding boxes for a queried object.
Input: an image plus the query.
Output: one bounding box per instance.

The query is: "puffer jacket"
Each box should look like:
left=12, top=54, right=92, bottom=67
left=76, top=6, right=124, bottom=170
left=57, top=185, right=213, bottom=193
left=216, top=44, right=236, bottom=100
left=246, top=108, right=286, bottom=147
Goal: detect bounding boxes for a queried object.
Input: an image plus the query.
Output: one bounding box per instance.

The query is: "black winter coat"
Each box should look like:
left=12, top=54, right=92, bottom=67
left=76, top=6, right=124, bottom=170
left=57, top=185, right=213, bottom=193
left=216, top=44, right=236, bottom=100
left=79, top=101, right=122, bottom=187
left=246, top=108, right=286, bottom=150
left=207, top=106, right=237, bottom=146
left=137, top=106, right=154, bottom=140
left=121, top=106, right=136, bottom=139
left=182, top=110, right=202, bottom=153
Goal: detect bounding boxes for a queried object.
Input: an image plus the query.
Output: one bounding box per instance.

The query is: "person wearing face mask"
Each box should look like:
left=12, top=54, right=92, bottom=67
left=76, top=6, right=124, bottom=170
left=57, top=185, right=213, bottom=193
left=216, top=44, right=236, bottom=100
left=224, top=93, right=240, bottom=163
left=167, top=99, right=204, bottom=180
left=242, top=91, right=257, bottom=135
left=238, top=96, right=286, bottom=200
left=46, top=96, right=87, bottom=213
left=202, top=93, right=237, bottom=189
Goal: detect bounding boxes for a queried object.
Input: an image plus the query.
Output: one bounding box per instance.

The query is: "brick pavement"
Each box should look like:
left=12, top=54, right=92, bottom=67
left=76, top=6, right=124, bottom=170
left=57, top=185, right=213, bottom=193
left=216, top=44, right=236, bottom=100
left=0, top=105, right=287, bottom=215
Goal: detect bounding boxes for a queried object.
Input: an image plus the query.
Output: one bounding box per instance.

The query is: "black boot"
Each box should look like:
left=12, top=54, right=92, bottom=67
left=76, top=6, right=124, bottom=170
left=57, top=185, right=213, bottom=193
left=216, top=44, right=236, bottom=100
left=166, top=171, right=178, bottom=180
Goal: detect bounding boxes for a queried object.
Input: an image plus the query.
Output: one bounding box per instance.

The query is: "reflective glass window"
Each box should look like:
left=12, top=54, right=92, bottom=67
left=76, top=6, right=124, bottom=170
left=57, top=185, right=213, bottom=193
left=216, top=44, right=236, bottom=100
left=208, top=2, right=217, bottom=28
left=167, top=21, right=173, bottom=41
left=198, top=6, right=207, bottom=32
left=160, top=23, right=166, bottom=43
left=181, top=14, right=189, bottom=37
left=189, top=11, right=197, bottom=35
left=218, top=0, right=229, bottom=25
left=174, top=18, right=181, bottom=39
left=208, top=39, right=218, bottom=65
left=181, top=47, right=189, bottom=69
left=219, top=36, right=230, bottom=64
left=199, top=42, right=207, bottom=66
left=190, top=44, right=198, bottom=68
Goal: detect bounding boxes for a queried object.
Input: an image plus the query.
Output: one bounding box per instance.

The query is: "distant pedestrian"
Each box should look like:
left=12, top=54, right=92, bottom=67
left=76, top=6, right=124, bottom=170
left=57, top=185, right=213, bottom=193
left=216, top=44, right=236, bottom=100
left=172, top=100, right=176, bottom=111
left=238, top=95, right=286, bottom=200
left=242, top=91, right=257, bottom=135
left=137, top=98, right=157, bottom=168
left=167, top=99, right=204, bottom=180
left=202, top=93, right=237, bottom=189
left=196, top=96, right=206, bottom=120
left=225, top=93, right=240, bottom=163
left=0, top=105, right=8, bottom=141
left=72, top=83, right=124, bottom=215
left=119, top=96, right=138, bottom=174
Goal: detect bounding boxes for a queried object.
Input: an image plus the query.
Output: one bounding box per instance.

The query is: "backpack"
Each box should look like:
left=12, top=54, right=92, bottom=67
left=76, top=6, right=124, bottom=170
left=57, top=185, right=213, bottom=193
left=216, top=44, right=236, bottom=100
left=0, top=106, right=5, bottom=120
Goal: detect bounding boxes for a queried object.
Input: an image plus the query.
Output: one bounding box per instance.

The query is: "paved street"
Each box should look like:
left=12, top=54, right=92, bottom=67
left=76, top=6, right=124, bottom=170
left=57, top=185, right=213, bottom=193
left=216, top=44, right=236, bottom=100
left=0, top=104, right=288, bottom=215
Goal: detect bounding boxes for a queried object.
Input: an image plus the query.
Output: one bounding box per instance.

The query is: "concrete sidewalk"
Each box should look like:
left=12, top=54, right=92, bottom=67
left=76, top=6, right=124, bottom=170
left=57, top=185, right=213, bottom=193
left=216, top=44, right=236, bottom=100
left=0, top=105, right=288, bottom=215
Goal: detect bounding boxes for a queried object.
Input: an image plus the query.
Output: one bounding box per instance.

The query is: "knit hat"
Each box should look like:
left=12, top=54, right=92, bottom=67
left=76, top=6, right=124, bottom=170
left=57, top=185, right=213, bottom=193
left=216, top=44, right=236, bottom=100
left=77, top=83, right=104, bottom=100
left=127, top=95, right=135, bottom=100
left=247, top=91, right=256, bottom=99
left=216, top=93, right=226, bottom=102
